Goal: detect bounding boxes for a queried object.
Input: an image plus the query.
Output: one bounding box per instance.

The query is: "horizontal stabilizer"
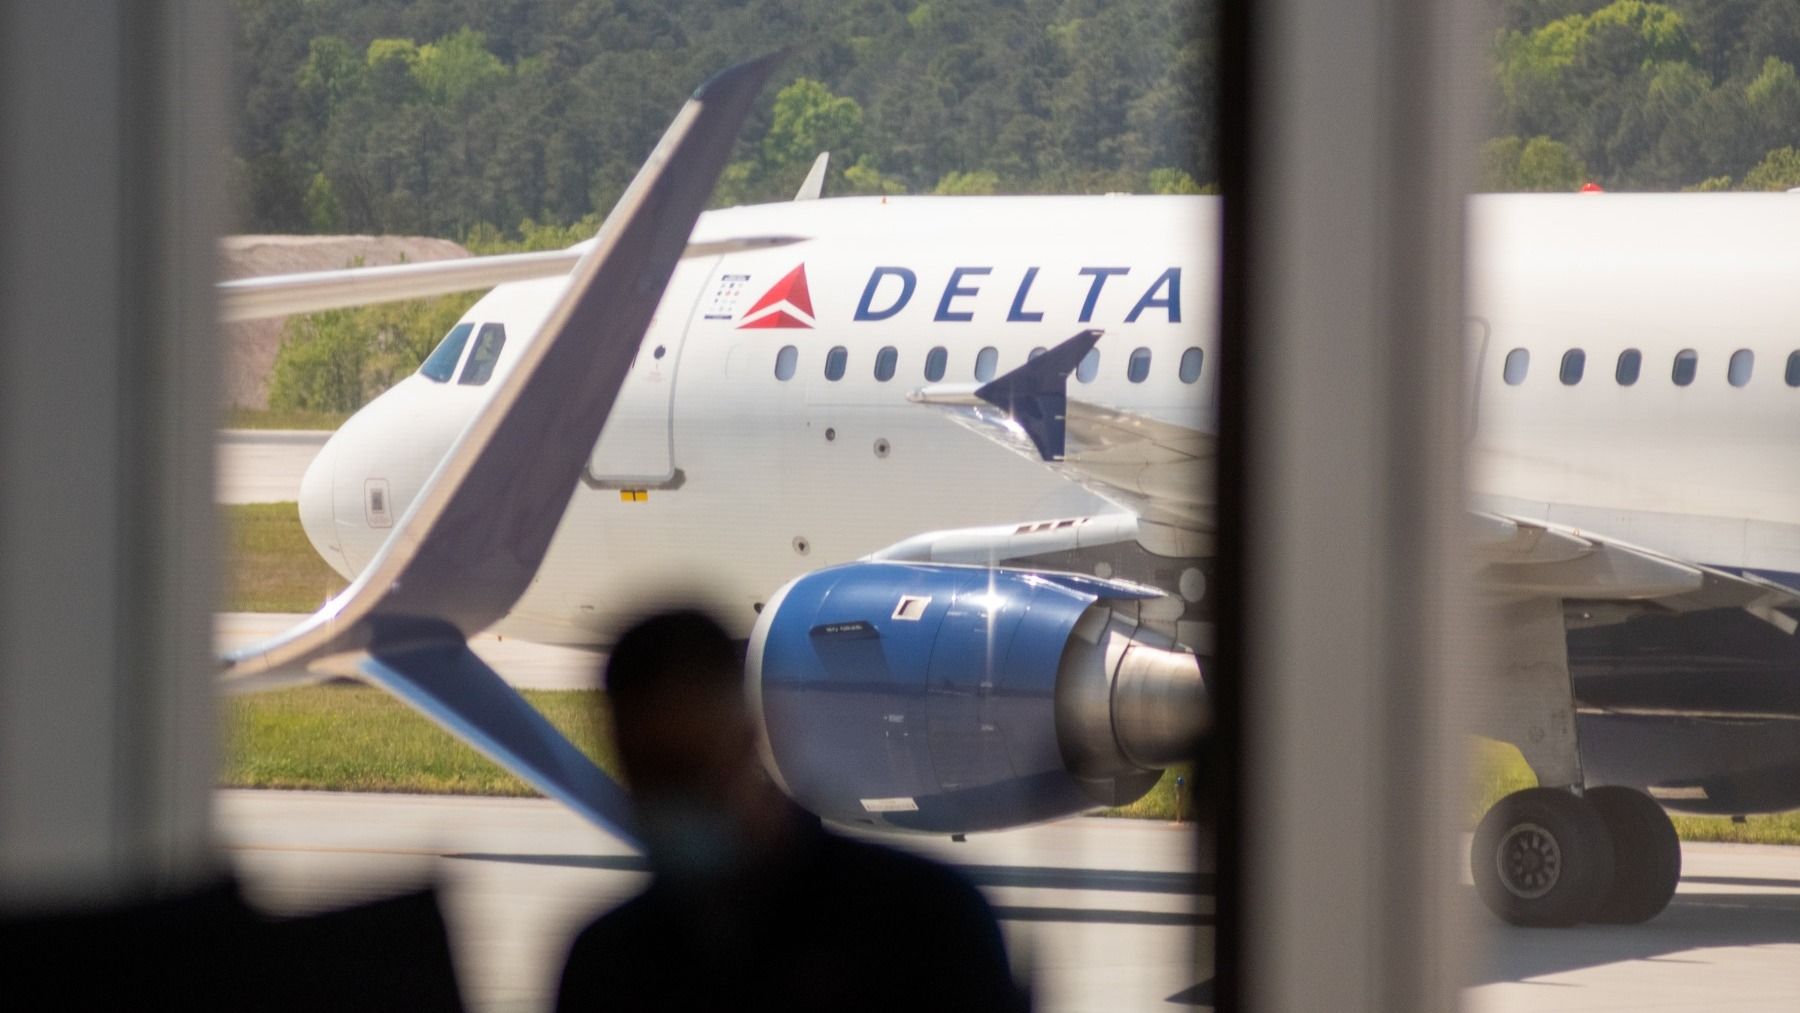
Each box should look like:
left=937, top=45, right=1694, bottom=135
left=359, top=641, right=635, bottom=842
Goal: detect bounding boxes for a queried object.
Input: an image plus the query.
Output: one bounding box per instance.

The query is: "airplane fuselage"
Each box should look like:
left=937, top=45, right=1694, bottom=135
left=303, top=192, right=1800, bottom=814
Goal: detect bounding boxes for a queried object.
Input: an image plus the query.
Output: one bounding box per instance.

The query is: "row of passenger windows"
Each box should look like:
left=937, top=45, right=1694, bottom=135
left=419, top=322, right=508, bottom=386
left=774, top=344, right=1207, bottom=385
left=1502, top=347, right=1800, bottom=389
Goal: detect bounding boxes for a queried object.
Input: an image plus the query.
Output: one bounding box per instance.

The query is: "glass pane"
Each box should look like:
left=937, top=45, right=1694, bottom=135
left=1502, top=347, right=1529, bottom=385
left=1673, top=349, right=1697, bottom=387
left=1179, top=347, right=1203, bottom=383
left=874, top=346, right=897, bottom=382
left=1028, top=346, right=1046, bottom=360
left=1615, top=349, right=1640, bottom=386
left=419, top=322, right=473, bottom=382
left=825, top=346, right=847, bottom=381
left=924, top=346, right=947, bottom=382
left=1128, top=347, right=1152, bottom=383
left=974, top=346, right=998, bottom=382
left=774, top=345, right=797, bottom=381
left=458, top=323, right=507, bottom=386
left=1728, top=349, right=1754, bottom=387
left=1559, top=348, right=1585, bottom=386
left=1787, top=351, right=1800, bottom=387
left=1077, top=347, right=1100, bottom=383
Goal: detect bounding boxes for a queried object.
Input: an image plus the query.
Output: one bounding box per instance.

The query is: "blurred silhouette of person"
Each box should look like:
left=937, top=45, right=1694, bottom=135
left=555, top=609, right=1028, bottom=1013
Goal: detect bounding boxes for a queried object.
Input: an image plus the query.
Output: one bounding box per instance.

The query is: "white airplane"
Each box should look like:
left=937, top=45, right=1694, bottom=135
left=220, top=57, right=1800, bottom=930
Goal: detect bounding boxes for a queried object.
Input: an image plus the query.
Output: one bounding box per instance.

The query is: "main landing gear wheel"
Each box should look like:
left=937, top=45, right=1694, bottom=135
left=1586, top=785, right=1681, bottom=924
left=1472, top=787, right=1614, bottom=927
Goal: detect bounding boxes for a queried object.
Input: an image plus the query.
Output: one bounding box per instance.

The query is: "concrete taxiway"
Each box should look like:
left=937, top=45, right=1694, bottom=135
left=219, top=789, right=1800, bottom=1012
left=219, top=790, right=1208, bottom=1013
left=216, top=428, right=328, bottom=503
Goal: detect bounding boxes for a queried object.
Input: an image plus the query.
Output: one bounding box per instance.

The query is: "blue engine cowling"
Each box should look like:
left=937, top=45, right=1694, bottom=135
left=747, top=561, right=1205, bottom=833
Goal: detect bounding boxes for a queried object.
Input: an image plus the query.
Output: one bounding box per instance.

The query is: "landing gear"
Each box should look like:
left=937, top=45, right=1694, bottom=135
left=1471, top=785, right=1679, bottom=926
left=1473, top=787, right=1614, bottom=926
left=1586, top=786, right=1681, bottom=924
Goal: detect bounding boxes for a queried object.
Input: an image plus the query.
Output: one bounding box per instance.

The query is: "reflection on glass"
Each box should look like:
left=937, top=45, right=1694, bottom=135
left=974, top=346, right=998, bottom=382
left=1179, top=346, right=1203, bottom=383
left=1560, top=348, right=1585, bottom=386
left=1728, top=348, right=1754, bottom=387
left=825, top=346, right=847, bottom=381
left=1673, top=348, right=1697, bottom=387
left=874, top=346, right=897, bottom=382
left=1503, top=347, right=1530, bottom=385
left=774, top=345, right=797, bottom=381
left=1077, top=347, right=1100, bottom=383
left=1616, top=348, right=1641, bottom=386
left=924, top=346, right=947, bottom=382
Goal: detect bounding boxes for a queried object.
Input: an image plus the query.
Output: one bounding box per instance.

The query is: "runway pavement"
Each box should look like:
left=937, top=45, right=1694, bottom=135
left=218, top=789, right=1800, bottom=1012
left=216, top=428, right=328, bottom=504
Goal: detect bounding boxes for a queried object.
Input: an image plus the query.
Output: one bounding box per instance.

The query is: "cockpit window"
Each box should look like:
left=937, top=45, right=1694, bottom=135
left=458, top=323, right=507, bottom=386
left=419, top=322, right=474, bottom=382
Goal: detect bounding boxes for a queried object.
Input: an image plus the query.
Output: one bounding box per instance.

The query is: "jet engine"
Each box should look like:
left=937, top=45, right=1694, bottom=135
left=747, top=561, right=1207, bottom=833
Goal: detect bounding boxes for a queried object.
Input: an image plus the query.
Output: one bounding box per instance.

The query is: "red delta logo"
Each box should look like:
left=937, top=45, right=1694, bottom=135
left=738, top=264, right=814, bottom=329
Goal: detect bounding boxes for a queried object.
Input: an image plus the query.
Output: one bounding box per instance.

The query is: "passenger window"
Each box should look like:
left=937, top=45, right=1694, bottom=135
left=1077, top=348, right=1100, bottom=383
left=1615, top=348, right=1640, bottom=386
left=974, top=346, right=998, bottom=382
left=419, top=322, right=474, bottom=382
left=1502, top=348, right=1528, bottom=385
left=924, top=346, right=947, bottom=382
left=774, top=345, right=798, bottom=381
left=1729, top=349, right=1754, bottom=387
left=1128, top=347, right=1152, bottom=383
left=1179, top=347, right=1203, bottom=383
left=1787, top=351, right=1800, bottom=387
left=1672, top=349, right=1697, bottom=387
left=1558, top=348, right=1584, bottom=386
left=458, top=323, right=507, bottom=386
left=874, top=346, right=898, bottom=382
left=1028, top=346, right=1046, bottom=360
left=825, top=346, right=848, bottom=381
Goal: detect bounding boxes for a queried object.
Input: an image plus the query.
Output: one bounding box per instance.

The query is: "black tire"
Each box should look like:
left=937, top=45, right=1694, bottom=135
left=1471, top=787, right=1615, bottom=927
left=1586, top=785, right=1681, bottom=924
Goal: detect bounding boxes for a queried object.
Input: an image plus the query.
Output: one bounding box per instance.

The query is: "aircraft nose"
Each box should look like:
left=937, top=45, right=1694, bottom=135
left=299, top=432, right=349, bottom=578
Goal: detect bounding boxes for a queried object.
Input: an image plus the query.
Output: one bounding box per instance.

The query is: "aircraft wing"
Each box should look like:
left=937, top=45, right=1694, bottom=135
left=1474, top=511, right=1800, bottom=619
left=221, top=54, right=783, bottom=844
left=910, top=330, right=1215, bottom=530
left=218, top=233, right=805, bottom=322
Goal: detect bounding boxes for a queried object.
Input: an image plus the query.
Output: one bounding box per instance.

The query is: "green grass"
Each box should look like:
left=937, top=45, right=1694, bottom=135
left=218, top=672, right=1800, bottom=845
left=1473, top=736, right=1800, bottom=846
left=224, top=684, right=618, bottom=794
left=224, top=407, right=351, bottom=430
left=222, top=502, right=345, bottom=612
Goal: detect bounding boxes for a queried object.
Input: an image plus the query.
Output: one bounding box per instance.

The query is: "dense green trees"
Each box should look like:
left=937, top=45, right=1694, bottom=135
left=1490, top=1, right=1800, bottom=190
left=230, top=0, right=1213, bottom=240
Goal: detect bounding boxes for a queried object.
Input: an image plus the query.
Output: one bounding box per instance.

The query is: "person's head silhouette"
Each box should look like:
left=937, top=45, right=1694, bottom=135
left=605, top=609, right=790, bottom=885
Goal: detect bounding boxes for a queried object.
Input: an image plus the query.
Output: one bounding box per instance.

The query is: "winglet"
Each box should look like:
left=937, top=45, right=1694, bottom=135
left=973, top=329, right=1102, bottom=460
left=794, top=152, right=830, bottom=201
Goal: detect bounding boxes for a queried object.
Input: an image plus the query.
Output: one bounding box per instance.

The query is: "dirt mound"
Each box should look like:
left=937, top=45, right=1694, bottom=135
left=220, top=235, right=471, bottom=409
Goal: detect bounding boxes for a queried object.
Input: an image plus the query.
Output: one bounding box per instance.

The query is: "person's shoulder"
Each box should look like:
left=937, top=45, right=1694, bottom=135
left=565, top=890, right=659, bottom=956
left=818, top=832, right=989, bottom=911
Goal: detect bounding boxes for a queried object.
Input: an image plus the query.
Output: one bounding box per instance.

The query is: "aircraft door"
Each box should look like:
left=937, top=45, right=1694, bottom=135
left=586, top=256, right=720, bottom=486
left=1464, top=316, right=1491, bottom=443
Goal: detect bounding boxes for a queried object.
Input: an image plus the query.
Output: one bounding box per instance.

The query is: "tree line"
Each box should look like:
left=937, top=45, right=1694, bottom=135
left=240, top=0, right=1800, bottom=413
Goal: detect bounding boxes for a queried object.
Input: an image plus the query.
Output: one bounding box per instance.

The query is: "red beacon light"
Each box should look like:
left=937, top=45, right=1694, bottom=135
left=1579, top=181, right=1605, bottom=194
